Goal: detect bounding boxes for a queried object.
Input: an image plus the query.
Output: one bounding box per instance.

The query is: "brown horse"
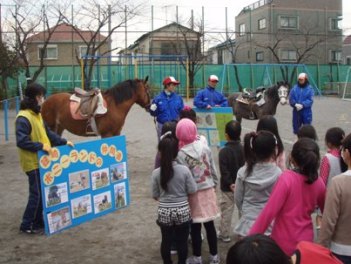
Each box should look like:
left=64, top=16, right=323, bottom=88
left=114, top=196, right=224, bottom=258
left=228, top=81, right=289, bottom=123
left=41, top=77, right=151, bottom=137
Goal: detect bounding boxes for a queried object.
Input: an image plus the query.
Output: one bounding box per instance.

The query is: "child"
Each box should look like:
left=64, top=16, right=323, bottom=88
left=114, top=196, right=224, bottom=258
left=319, top=132, right=351, bottom=264
left=256, top=115, right=286, bottom=170
left=217, top=120, right=244, bottom=243
left=176, top=118, right=220, bottom=264
left=16, top=83, right=73, bottom=234
left=249, top=138, right=326, bottom=255
left=297, top=124, right=318, bottom=141
left=152, top=133, right=197, bottom=264
left=316, top=127, right=346, bottom=228
left=226, top=234, right=342, bottom=264
left=234, top=130, right=281, bottom=238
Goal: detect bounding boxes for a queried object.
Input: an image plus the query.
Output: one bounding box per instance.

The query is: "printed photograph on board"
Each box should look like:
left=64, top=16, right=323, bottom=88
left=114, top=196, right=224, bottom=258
left=93, top=191, right=112, bottom=213
left=114, top=182, right=127, bottom=209
left=91, top=168, right=110, bottom=190
left=68, top=169, right=90, bottom=193
left=71, top=194, right=92, bottom=219
left=44, top=182, right=69, bottom=207
left=110, top=162, right=127, bottom=182
left=47, top=207, right=72, bottom=234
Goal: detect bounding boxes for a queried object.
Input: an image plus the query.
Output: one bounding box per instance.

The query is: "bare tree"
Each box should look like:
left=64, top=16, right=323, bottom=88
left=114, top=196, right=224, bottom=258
left=10, top=2, right=65, bottom=84
left=0, top=41, right=22, bottom=99
left=62, top=1, right=139, bottom=88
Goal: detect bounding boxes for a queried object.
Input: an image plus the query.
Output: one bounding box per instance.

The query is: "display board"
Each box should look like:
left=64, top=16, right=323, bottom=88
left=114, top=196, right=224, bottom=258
left=38, top=136, right=129, bottom=235
left=193, top=107, right=233, bottom=147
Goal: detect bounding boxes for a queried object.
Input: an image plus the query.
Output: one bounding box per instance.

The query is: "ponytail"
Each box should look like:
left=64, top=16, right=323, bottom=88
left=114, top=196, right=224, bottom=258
left=158, top=135, right=179, bottom=191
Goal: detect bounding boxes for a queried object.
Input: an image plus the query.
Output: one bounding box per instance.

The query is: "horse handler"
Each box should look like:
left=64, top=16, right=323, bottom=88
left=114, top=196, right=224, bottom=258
left=289, top=73, right=314, bottom=135
left=16, top=83, right=74, bottom=234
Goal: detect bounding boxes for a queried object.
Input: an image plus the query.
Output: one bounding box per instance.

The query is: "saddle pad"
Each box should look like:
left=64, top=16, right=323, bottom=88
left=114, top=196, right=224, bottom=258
left=70, top=101, right=85, bottom=120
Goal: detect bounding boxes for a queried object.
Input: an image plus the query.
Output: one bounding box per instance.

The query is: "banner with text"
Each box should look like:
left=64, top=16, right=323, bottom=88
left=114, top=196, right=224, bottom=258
left=38, top=135, right=129, bottom=235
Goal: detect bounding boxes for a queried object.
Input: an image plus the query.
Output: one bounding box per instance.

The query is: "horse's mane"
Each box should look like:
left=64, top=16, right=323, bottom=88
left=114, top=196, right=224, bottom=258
left=104, top=79, right=141, bottom=104
left=265, top=83, right=281, bottom=101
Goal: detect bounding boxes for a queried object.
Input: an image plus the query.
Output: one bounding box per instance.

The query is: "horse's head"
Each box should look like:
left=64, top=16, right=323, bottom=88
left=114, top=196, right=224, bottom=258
left=135, top=76, right=151, bottom=110
left=277, top=81, right=289, bottom=105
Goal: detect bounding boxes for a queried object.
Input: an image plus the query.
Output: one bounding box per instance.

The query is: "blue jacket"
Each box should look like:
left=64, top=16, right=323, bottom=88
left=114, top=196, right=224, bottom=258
left=289, top=82, right=314, bottom=122
left=149, top=91, right=184, bottom=124
left=193, top=86, right=228, bottom=108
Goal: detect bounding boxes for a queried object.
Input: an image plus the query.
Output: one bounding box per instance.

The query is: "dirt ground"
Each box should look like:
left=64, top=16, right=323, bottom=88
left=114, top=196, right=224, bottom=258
left=1, top=97, right=351, bottom=264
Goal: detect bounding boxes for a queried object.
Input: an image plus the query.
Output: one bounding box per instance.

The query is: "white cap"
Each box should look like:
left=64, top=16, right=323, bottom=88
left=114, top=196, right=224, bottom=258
left=298, top=72, right=308, bottom=80
left=208, top=75, right=219, bottom=82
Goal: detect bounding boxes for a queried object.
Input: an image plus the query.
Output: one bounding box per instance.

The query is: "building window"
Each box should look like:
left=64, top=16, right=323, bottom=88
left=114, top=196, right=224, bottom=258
left=279, top=16, right=298, bottom=29
left=329, top=17, right=341, bottom=31
left=281, top=50, right=297, bottom=62
left=258, top=18, right=266, bottom=30
left=38, top=45, right=57, bottom=60
left=79, top=46, right=97, bottom=59
left=347, top=57, right=351, bottom=65
left=330, top=50, right=342, bottom=62
left=239, top=23, right=246, bottom=36
left=256, top=51, right=264, bottom=61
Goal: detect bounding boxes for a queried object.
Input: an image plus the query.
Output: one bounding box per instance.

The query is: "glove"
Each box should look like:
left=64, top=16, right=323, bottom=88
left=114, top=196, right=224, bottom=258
left=295, top=103, right=303, bottom=111
left=42, top=143, right=52, bottom=153
left=66, top=141, right=74, bottom=147
left=150, top=103, right=157, bottom=111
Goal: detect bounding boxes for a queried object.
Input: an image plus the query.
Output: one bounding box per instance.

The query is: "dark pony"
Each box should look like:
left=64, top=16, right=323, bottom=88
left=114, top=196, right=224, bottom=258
left=228, top=81, right=289, bottom=123
left=41, top=77, right=150, bottom=138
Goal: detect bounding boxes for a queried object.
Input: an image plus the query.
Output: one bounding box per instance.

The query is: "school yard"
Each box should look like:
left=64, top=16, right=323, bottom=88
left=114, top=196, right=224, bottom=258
left=0, top=96, right=351, bottom=263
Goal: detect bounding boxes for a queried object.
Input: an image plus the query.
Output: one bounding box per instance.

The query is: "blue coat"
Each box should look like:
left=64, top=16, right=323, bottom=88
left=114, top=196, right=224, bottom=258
left=193, top=86, right=228, bottom=108
left=149, top=91, right=184, bottom=124
left=289, top=82, right=314, bottom=134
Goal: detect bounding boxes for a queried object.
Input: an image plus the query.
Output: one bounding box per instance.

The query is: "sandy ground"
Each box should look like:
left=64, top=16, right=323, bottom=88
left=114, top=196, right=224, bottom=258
left=1, top=97, right=351, bottom=264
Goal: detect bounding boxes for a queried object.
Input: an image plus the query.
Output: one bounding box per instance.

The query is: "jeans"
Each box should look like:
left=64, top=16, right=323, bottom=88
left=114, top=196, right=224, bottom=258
left=21, top=169, right=44, bottom=230
left=190, top=221, right=218, bottom=257
left=160, top=222, right=190, bottom=264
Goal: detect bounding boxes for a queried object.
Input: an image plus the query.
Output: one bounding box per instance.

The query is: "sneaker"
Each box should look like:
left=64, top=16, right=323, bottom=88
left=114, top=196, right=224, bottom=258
left=209, top=254, right=220, bottom=264
left=217, top=234, right=231, bottom=243
left=19, top=227, right=44, bottom=235
left=186, top=255, right=202, bottom=264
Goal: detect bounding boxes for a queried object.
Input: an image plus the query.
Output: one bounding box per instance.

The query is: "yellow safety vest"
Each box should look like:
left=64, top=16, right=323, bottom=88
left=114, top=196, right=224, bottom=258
left=16, top=110, right=51, bottom=172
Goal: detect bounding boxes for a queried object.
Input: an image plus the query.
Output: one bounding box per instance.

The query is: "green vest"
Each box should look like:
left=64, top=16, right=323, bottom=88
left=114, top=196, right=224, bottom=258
left=16, top=110, right=51, bottom=172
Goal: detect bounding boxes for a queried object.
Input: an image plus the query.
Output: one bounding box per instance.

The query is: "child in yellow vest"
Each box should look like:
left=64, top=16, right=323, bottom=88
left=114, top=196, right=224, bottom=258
left=16, top=83, right=73, bottom=234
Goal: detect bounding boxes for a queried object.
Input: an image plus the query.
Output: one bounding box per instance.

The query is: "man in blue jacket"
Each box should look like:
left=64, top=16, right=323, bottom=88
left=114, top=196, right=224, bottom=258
left=289, top=73, right=314, bottom=135
left=194, top=75, right=228, bottom=109
left=149, top=76, right=184, bottom=139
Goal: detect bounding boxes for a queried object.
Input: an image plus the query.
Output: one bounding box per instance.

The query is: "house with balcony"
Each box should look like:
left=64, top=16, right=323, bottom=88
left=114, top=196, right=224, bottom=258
left=234, top=0, right=343, bottom=64
left=118, top=22, right=201, bottom=64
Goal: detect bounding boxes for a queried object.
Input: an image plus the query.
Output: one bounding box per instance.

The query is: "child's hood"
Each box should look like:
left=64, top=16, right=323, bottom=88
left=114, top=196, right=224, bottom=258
left=180, top=140, right=205, bottom=160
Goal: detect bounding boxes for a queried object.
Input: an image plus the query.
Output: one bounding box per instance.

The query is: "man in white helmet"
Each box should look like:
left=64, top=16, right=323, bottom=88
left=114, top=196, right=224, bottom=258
left=289, top=73, right=314, bottom=135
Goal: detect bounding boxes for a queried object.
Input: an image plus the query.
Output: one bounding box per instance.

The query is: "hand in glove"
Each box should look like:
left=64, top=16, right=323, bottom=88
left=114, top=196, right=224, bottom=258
left=42, top=143, right=52, bottom=153
left=150, top=103, right=157, bottom=111
left=295, top=103, right=303, bottom=111
left=66, top=141, right=74, bottom=147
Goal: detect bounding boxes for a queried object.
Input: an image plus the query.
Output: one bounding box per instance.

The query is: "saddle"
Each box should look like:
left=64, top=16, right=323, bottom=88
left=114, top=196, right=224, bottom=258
left=70, top=88, right=107, bottom=118
left=237, top=87, right=266, bottom=107
left=69, top=88, right=107, bottom=135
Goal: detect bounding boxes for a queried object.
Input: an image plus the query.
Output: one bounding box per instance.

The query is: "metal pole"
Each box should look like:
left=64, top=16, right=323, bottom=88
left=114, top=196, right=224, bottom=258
left=108, top=5, right=112, bottom=88
left=3, top=100, right=9, bottom=142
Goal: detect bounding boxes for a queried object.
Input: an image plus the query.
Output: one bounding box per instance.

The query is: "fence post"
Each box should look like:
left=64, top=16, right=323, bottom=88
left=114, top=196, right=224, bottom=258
left=3, top=99, right=9, bottom=142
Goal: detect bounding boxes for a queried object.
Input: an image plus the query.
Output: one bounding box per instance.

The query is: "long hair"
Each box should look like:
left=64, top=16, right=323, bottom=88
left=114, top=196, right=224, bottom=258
left=325, top=127, right=347, bottom=172
left=341, top=133, right=351, bottom=170
left=291, top=138, right=320, bottom=184
left=244, top=130, right=278, bottom=177
left=158, top=134, right=179, bottom=191
left=256, top=115, right=284, bottom=156
left=20, top=83, right=46, bottom=114
left=226, top=234, right=290, bottom=264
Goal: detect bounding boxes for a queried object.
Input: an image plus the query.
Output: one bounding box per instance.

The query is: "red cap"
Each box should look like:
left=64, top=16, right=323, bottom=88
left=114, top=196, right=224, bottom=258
left=163, top=76, right=180, bottom=86
left=208, top=75, right=219, bottom=82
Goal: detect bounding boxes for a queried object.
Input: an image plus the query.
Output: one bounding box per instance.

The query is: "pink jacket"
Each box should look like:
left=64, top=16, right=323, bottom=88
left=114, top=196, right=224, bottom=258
left=249, top=169, right=326, bottom=255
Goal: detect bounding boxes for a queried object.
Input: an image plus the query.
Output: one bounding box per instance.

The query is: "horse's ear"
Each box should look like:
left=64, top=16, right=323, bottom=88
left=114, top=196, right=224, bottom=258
left=144, top=76, right=149, bottom=84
